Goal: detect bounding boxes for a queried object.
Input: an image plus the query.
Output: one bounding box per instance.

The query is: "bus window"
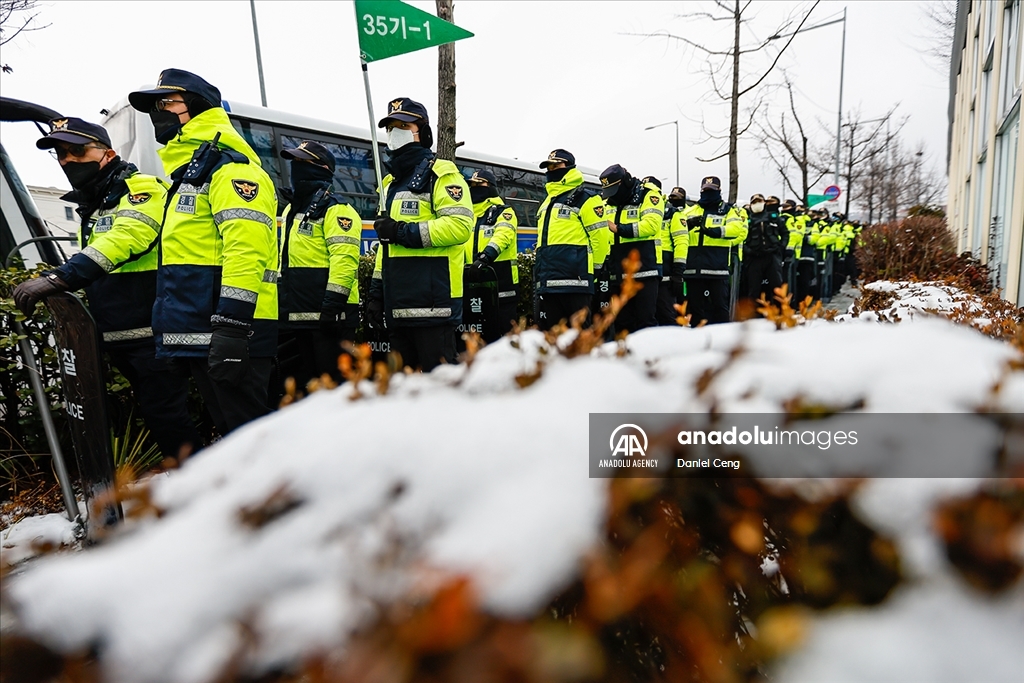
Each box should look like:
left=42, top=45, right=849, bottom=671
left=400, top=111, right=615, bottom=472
left=231, top=119, right=285, bottom=206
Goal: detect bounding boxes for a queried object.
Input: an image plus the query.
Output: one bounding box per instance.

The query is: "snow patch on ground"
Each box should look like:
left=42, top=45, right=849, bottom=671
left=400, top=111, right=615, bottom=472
left=0, top=513, right=79, bottom=567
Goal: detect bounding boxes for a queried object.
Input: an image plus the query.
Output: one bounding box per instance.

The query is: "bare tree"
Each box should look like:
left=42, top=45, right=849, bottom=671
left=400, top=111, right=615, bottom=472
left=632, top=0, right=819, bottom=203
left=1, top=0, right=49, bottom=73
left=755, top=78, right=828, bottom=205
left=435, top=0, right=457, bottom=161
left=814, top=107, right=903, bottom=217
left=916, top=0, right=958, bottom=74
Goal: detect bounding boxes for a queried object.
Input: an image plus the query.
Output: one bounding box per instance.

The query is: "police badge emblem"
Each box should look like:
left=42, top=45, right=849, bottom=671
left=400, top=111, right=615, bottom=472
left=445, top=185, right=464, bottom=201
left=338, top=217, right=353, bottom=231
left=232, top=179, right=259, bottom=202
left=127, top=192, right=151, bottom=205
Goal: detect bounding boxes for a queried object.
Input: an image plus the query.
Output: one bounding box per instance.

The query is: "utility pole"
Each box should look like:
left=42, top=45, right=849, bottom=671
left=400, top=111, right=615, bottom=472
left=250, top=0, right=268, bottom=107
left=435, top=0, right=457, bottom=160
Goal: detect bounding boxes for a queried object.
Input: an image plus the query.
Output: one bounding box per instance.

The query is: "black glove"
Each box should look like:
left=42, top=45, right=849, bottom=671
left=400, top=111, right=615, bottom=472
left=365, top=296, right=386, bottom=331
left=686, top=215, right=703, bottom=229
left=670, top=262, right=686, bottom=284
left=207, top=316, right=251, bottom=386
left=702, top=225, right=724, bottom=239
left=374, top=216, right=405, bottom=244
left=13, top=272, right=69, bottom=316
left=319, top=307, right=343, bottom=334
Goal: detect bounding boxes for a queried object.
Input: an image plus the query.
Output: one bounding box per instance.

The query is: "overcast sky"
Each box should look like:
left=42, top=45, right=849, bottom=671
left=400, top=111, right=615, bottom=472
left=0, top=0, right=949, bottom=211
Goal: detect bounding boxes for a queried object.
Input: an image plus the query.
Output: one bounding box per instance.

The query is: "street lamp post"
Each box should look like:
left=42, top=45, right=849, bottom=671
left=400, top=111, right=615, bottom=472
left=770, top=9, right=847, bottom=188
left=644, top=120, right=679, bottom=188
left=250, top=0, right=268, bottom=107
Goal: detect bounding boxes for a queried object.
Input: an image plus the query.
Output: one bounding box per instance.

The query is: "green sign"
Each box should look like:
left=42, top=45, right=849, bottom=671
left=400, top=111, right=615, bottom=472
left=355, top=0, right=474, bottom=63
left=807, top=194, right=829, bottom=206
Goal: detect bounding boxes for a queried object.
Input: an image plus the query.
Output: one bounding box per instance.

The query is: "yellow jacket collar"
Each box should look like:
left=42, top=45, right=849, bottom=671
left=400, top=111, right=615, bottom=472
left=158, top=108, right=262, bottom=175
left=545, top=167, right=584, bottom=196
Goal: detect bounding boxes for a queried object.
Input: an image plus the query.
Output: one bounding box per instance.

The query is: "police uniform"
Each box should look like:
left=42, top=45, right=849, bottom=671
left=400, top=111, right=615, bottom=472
left=534, top=149, right=607, bottom=331
left=368, top=97, right=473, bottom=371
left=683, top=176, right=747, bottom=325
left=601, top=165, right=663, bottom=333
left=657, top=186, right=690, bottom=325
left=466, top=169, right=519, bottom=339
left=742, top=194, right=787, bottom=304
left=129, top=70, right=278, bottom=435
left=15, top=118, right=201, bottom=458
left=277, top=141, right=361, bottom=389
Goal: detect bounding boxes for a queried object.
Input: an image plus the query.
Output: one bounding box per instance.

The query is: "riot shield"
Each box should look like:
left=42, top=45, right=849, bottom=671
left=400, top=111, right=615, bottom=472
left=457, top=264, right=499, bottom=349
left=45, top=292, right=122, bottom=534
left=728, top=248, right=741, bottom=321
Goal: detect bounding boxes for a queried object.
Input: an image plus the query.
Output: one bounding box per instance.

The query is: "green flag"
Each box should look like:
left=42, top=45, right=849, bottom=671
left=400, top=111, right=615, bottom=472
left=807, top=194, right=829, bottom=206
left=355, top=0, right=474, bottom=62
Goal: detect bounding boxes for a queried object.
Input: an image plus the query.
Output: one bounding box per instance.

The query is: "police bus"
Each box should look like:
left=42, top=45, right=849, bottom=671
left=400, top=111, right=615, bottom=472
left=100, top=97, right=601, bottom=253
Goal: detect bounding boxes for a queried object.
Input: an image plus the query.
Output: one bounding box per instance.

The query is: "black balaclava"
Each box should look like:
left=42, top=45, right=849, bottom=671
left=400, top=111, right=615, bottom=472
left=63, top=156, right=128, bottom=217
left=384, top=140, right=432, bottom=181
left=290, top=161, right=334, bottom=211
left=469, top=184, right=499, bottom=204
left=698, top=188, right=722, bottom=208
left=545, top=166, right=571, bottom=183
left=668, top=193, right=687, bottom=208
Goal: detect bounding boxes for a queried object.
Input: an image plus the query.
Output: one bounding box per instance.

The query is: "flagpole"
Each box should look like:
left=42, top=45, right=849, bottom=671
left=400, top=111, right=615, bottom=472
left=360, top=60, right=387, bottom=215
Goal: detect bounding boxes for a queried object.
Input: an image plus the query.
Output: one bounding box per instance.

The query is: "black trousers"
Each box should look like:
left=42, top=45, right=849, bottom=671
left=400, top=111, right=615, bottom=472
left=107, top=346, right=203, bottom=459
left=534, top=292, right=592, bottom=332
left=389, top=324, right=456, bottom=372
left=188, top=357, right=272, bottom=436
left=685, top=277, right=730, bottom=326
left=497, top=298, right=519, bottom=336
left=614, top=277, right=659, bottom=333
left=656, top=279, right=682, bottom=326
left=277, top=327, right=356, bottom=391
left=744, top=253, right=783, bottom=302
left=796, top=259, right=817, bottom=303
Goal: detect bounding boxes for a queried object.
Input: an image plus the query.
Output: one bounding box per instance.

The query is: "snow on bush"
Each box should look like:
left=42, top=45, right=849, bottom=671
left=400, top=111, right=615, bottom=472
left=3, top=314, right=1023, bottom=682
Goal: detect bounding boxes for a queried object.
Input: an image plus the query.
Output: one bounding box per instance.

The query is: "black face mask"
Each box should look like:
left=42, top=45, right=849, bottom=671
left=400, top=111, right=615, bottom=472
left=290, top=161, right=333, bottom=187
left=62, top=160, right=103, bottom=190
left=698, top=189, right=722, bottom=207
left=469, top=185, right=499, bottom=204
left=668, top=196, right=687, bottom=208
left=604, top=179, right=633, bottom=207
left=150, top=110, right=184, bottom=144
left=545, top=167, right=570, bottom=183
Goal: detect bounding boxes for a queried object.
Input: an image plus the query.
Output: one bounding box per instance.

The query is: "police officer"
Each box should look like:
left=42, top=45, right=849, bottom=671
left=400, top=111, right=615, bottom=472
left=277, top=141, right=361, bottom=388
left=682, top=176, right=747, bottom=325
left=742, top=193, right=787, bottom=305
left=600, top=166, right=663, bottom=333
left=656, top=186, right=689, bottom=325
left=793, top=204, right=817, bottom=302
left=779, top=199, right=799, bottom=293
left=466, top=169, right=519, bottom=339
left=368, top=97, right=473, bottom=371
left=14, top=118, right=202, bottom=458
left=535, top=149, right=607, bottom=331
left=128, top=69, right=278, bottom=435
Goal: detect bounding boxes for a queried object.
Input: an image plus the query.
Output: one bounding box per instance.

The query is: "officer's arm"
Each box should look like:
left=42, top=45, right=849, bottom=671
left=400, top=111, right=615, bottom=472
left=722, top=207, right=748, bottom=243
left=210, top=167, right=276, bottom=322
left=581, top=195, right=609, bottom=254
left=396, top=172, right=473, bottom=248
left=55, top=177, right=167, bottom=289
left=636, top=192, right=664, bottom=239
left=671, top=212, right=689, bottom=263
left=368, top=244, right=384, bottom=302
left=482, top=206, right=518, bottom=260
left=323, top=204, right=361, bottom=304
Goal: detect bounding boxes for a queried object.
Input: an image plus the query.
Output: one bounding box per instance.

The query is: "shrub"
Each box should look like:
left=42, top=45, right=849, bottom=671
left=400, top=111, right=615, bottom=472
left=855, top=216, right=994, bottom=295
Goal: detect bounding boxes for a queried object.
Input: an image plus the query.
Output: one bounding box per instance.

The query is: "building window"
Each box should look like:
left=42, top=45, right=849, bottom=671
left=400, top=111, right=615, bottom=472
left=64, top=206, right=74, bottom=221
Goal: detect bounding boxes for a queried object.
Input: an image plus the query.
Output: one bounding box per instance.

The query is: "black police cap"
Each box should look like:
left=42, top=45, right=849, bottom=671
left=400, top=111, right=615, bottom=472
left=468, top=168, right=497, bottom=186
left=281, top=140, right=336, bottom=172
left=377, top=97, right=429, bottom=128
left=700, top=176, right=722, bottom=191
left=599, top=164, right=631, bottom=199
left=641, top=175, right=662, bottom=190
left=669, top=186, right=687, bottom=199
left=539, top=149, right=575, bottom=170
left=129, top=69, right=222, bottom=112
left=35, top=117, right=111, bottom=150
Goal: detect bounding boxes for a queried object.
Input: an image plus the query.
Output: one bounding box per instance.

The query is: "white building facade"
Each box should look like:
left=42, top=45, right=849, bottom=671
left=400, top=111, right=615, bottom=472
left=948, top=0, right=1023, bottom=305
left=27, top=185, right=80, bottom=244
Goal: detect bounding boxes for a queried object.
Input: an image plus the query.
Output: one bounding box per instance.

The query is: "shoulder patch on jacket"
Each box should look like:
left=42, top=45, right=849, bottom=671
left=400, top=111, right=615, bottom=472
left=338, top=216, right=354, bottom=231
left=594, top=205, right=605, bottom=218
left=232, top=179, right=260, bottom=202
left=445, top=185, right=464, bottom=201
left=650, top=194, right=660, bottom=205
left=127, top=192, right=151, bottom=205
